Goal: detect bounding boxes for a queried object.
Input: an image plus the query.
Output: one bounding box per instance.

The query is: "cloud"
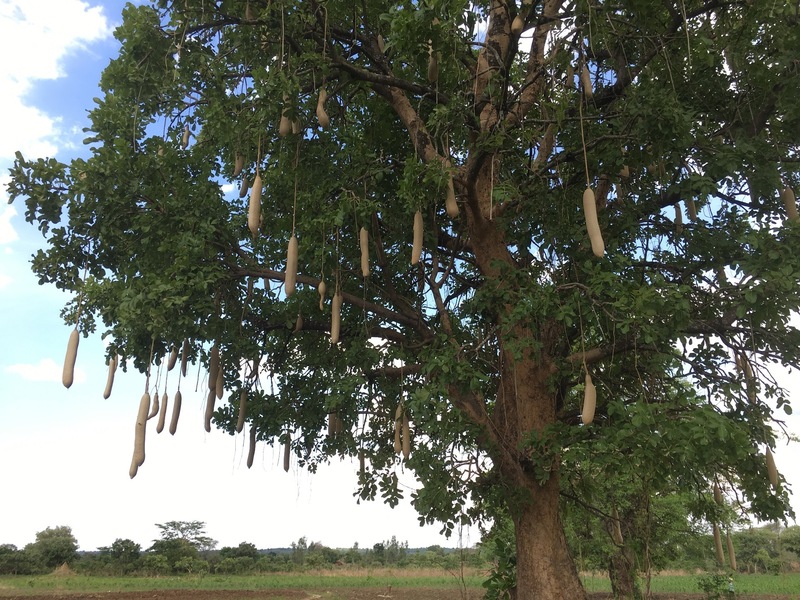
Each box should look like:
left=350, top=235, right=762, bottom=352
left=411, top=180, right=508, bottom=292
left=6, top=358, right=87, bottom=385
left=0, top=1, right=112, bottom=159
left=0, top=203, right=18, bottom=245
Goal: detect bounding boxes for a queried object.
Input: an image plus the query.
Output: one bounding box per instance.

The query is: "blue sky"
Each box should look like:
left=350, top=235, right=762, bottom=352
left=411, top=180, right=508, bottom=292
left=0, top=0, right=796, bottom=555
left=0, top=0, right=469, bottom=553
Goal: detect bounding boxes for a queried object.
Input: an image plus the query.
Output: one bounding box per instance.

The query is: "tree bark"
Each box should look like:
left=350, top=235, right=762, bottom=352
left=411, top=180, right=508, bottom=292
left=608, top=545, right=639, bottom=600
left=512, top=473, right=587, bottom=600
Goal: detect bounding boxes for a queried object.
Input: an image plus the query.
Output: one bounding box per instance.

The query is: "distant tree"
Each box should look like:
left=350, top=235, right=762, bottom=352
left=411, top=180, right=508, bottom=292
left=290, top=536, right=308, bottom=566
left=384, top=536, right=408, bottom=566
left=148, top=538, right=198, bottom=570
left=219, top=541, right=259, bottom=561
left=155, top=521, right=217, bottom=552
left=782, top=526, right=800, bottom=558
left=343, top=542, right=361, bottom=566
left=215, top=556, right=255, bottom=574
left=26, top=526, right=78, bottom=569
left=733, top=526, right=781, bottom=574
left=174, top=556, right=210, bottom=574
left=139, top=553, right=170, bottom=576
left=0, top=544, right=38, bottom=575
left=98, top=538, right=141, bottom=574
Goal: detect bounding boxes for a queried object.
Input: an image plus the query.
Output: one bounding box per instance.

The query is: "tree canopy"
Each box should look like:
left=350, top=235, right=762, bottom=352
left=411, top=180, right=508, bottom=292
left=25, top=526, right=79, bottom=570
left=8, top=1, right=800, bottom=598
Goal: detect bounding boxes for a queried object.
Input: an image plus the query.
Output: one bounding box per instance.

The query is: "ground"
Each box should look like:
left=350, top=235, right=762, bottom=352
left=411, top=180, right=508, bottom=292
left=0, top=590, right=796, bottom=599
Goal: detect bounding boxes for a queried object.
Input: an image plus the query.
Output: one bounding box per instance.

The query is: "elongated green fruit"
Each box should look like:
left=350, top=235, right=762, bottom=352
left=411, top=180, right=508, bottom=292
left=580, top=64, right=593, bottom=99
left=726, top=530, right=737, bottom=571
left=610, top=507, right=624, bottom=545
left=181, top=124, right=190, bottom=149
left=215, top=367, right=224, bottom=400
left=180, top=339, right=189, bottom=377
left=674, top=203, right=683, bottom=234
left=411, top=211, right=423, bottom=265
left=686, top=198, right=698, bottom=221
left=156, top=391, right=168, bottom=434
left=204, top=388, right=216, bottom=433
left=147, top=390, right=160, bottom=420
left=169, top=390, right=182, bottom=435
left=402, top=411, right=411, bottom=460
left=233, top=153, right=244, bottom=178
left=511, top=14, right=524, bottom=35
left=62, top=328, right=79, bottom=388
left=330, top=290, right=343, bottom=344
left=445, top=174, right=459, bottom=218
left=766, top=446, right=778, bottom=489
left=278, top=95, right=292, bottom=137
left=247, top=423, right=256, bottom=468
left=713, top=523, right=725, bottom=566
left=103, top=354, right=117, bottom=399
left=285, top=234, right=299, bottom=296
left=394, top=405, right=403, bottom=454
left=238, top=175, right=248, bottom=199
left=427, top=44, right=439, bottom=83
left=316, top=86, right=330, bottom=129
left=131, top=391, right=150, bottom=477
left=248, top=173, right=262, bottom=238
left=583, top=187, right=605, bottom=257
left=581, top=372, right=596, bottom=425
left=713, top=482, right=723, bottom=505
left=318, top=279, right=327, bottom=311
left=236, top=390, right=247, bottom=434
left=782, top=187, right=798, bottom=222
left=167, top=346, right=178, bottom=371
left=283, top=435, right=291, bottom=472
left=208, top=344, right=220, bottom=391
left=359, top=227, right=370, bottom=278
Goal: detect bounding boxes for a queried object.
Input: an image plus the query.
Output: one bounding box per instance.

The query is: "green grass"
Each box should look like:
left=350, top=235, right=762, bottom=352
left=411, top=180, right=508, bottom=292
left=0, top=569, right=486, bottom=594
left=580, top=571, right=800, bottom=595
left=2, top=570, right=800, bottom=596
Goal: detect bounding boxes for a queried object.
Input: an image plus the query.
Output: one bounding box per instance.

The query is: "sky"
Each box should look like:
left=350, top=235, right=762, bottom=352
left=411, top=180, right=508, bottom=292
left=0, top=0, right=797, bottom=556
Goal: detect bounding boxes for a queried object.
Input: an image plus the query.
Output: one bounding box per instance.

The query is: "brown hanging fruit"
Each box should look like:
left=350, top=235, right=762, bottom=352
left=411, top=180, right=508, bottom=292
left=248, top=173, right=262, bottom=238
left=581, top=371, right=596, bottom=425
left=583, top=187, right=605, bottom=258
left=285, top=234, right=299, bottom=296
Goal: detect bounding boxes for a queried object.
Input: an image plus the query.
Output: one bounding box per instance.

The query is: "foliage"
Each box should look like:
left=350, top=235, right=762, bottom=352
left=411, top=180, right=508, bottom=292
left=25, top=526, right=79, bottom=569
left=155, top=521, right=217, bottom=553
left=98, top=538, right=141, bottom=573
left=218, top=542, right=260, bottom=562
left=696, top=571, right=734, bottom=600
left=0, top=544, right=40, bottom=575
left=8, top=0, right=800, bottom=597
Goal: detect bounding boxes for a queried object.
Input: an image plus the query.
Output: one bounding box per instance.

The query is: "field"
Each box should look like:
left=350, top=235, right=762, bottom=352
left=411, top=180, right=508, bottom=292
left=1, top=569, right=800, bottom=599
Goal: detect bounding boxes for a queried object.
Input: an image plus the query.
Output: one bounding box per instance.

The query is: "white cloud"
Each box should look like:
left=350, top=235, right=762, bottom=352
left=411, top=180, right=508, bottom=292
left=0, top=0, right=112, bottom=159
left=0, top=203, right=18, bottom=245
left=6, top=358, right=87, bottom=385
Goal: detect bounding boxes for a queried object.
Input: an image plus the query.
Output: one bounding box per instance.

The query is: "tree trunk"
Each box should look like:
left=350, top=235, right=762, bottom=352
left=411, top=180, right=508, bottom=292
left=609, top=547, right=639, bottom=600
left=512, top=473, right=587, bottom=600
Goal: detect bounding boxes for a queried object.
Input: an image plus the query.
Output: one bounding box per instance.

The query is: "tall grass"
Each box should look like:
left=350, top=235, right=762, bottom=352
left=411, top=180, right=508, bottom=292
left=1, top=569, right=800, bottom=596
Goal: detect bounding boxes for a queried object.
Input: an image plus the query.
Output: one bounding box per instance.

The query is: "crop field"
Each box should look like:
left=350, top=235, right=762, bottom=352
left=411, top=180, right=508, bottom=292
left=1, top=570, right=799, bottom=599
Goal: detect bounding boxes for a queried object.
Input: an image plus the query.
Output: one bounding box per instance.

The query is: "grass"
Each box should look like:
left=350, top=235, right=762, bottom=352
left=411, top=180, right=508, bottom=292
left=2, top=569, right=800, bottom=596
left=580, top=570, right=800, bottom=595
left=0, top=568, right=487, bottom=594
